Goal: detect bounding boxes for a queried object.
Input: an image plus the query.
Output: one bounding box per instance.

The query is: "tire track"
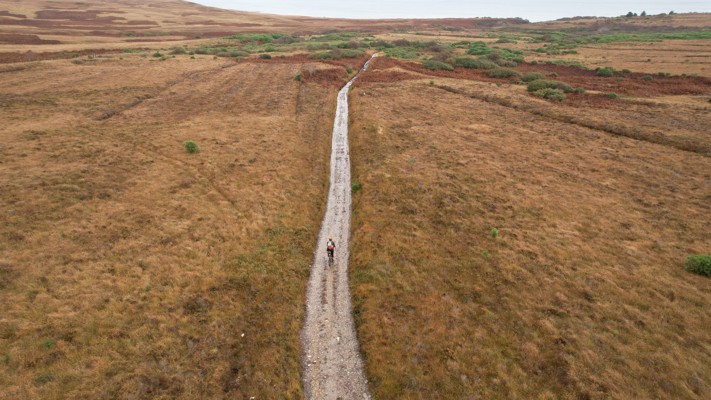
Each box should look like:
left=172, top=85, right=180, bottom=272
left=301, top=54, right=377, bottom=400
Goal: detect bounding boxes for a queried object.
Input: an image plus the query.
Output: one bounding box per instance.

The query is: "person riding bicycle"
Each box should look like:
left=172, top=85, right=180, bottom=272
left=326, top=237, right=336, bottom=261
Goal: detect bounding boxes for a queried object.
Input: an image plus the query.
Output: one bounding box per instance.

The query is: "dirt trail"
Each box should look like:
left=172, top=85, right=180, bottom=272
left=301, top=54, right=377, bottom=400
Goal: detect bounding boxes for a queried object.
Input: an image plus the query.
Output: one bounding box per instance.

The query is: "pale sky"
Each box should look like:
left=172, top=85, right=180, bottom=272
left=191, top=0, right=710, bottom=22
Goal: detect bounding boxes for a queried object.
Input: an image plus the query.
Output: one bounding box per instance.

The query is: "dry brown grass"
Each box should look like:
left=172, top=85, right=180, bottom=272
left=525, top=39, right=711, bottom=78
left=0, top=54, right=347, bottom=399
left=349, top=77, right=711, bottom=399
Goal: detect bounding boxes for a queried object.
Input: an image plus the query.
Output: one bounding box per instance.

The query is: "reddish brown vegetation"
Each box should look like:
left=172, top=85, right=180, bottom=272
left=0, top=11, right=26, bottom=18
left=358, top=57, right=711, bottom=97
left=517, top=63, right=711, bottom=96
left=247, top=53, right=372, bottom=87
left=0, top=49, right=117, bottom=63
left=0, top=34, right=60, bottom=45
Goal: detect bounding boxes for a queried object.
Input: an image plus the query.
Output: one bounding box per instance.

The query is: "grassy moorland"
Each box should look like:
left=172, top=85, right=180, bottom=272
left=1, top=1, right=710, bottom=399
left=349, top=73, right=711, bottom=398
left=0, top=53, right=359, bottom=398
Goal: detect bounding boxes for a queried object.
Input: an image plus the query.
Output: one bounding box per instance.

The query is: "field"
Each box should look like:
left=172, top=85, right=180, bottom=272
left=349, top=71, right=711, bottom=398
left=1, top=1, right=710, bottom=399
left=0, top=52, right=357, bottom=398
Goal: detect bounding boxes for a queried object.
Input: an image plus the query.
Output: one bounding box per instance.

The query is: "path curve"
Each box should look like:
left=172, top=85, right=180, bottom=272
left=301, top=54, right=377, bottom=400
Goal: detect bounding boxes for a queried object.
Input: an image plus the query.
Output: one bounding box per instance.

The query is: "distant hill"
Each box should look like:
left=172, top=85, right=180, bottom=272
left=0, top=0, right=528, bottom=48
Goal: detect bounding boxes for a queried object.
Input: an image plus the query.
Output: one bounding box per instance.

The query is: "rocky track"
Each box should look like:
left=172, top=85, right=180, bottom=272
left=301, top=54, right=377, bottom=400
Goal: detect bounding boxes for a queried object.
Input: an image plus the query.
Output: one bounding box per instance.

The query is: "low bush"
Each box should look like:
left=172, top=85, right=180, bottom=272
left=152, top=51, right=164, bottom=58
left=384, top=47, right=421, bottom=59
left=169, top=47, right=187, bottom=55
left=527, top=79, right=574, bottom=93
left=534, top=88, right=566, bottom=101
left=422, top=60, right=454, bottom=71
left=341, top=49, right=365, bottom=58
left=183, top=141, right=200, bottom=154
left=310, top=49, right=363, bottom=60
left=454, top=57, right=497, bottom=70
left=219, top=50, right=248, bottom=58
left=483, top=51, right=523, bottom=66
left=351, top=180, right=362, bottom=193
left=596, top=67, right=615, bottom=77
left=306, top=43, right=332, bottom=51
left=642, top=75, right=654, bottom=81
left=522, top=72, right=546, bottom=82
left=468, top=41, right=493, bottom=55
left=685, top=255, right=711, bottom=277
left=259, top=53, right=272, bottom=59
left=486, top=68, right=520, bottom=79
left=294, top=73, right=302, bottom=81
left=607, top=92, right=619, bottom=99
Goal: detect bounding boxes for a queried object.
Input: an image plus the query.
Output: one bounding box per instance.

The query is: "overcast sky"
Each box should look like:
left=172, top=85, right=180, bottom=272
left=191, top=1, right=709, bottom=22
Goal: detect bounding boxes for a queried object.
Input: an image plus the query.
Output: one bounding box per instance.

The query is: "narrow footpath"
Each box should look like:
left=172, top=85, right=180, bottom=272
left=301, top=54, right=377, bottom=400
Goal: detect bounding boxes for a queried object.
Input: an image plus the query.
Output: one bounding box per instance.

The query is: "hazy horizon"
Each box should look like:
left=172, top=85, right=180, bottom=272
left=191, top=0, right=710, bottom=22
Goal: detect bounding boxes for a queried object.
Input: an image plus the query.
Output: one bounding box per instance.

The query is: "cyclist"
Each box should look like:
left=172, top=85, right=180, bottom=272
left=326, top=237, right=336, bottom=263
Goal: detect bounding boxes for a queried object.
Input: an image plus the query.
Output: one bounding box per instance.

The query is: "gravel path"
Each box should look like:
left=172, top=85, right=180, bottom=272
left=301, top=54, right=377, bottom=400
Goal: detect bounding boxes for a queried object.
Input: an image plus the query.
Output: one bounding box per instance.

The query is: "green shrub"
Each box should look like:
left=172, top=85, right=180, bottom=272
left=294, top=73, right=302, bottom=81
left=259, top=53, right=272, bottom=59
left=494, top=59, right=518, bottom=67
left=534, top=88, right=566, bottom=101
left=351, top=180, right=362, bottom=193
left=491, top=228, right=499, bottom=238
left=486, top=68, right=520, bottom=79
left=522, top=72, right=546, bottom=82
left=306, top=43, right=332, bottom=51
left=454, top=57, right=497, bottom=70
left=71, top=59, right=84, bottom=65
left=310, top=49, right=363, bottom=60
left=346, top=67, right=354, bottom=74
left=422, top=60, right=454, bottom=71
left=467, top=41, right=493, bottom=55
left=219, top=50, right=248, bottom=58
left=152, top=51, right=163, bottom=58
left=384, top=47, right=421, bottom=59
left=574, top=87, right=586, bottom=94
left=607, top=92, right=619, bottom=99
left=596, top=67, right=615, bottom=77
left=527, top=79, right=574, bottom=93
left=482, top=51, right=522, bottom=66
left=169, top=47, right=187, bottom=55
left=685, top=255, right=711, bottom=277
left=642, top=75, right=653, bottom=81
left=183, top=140, right=200, bottom=154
